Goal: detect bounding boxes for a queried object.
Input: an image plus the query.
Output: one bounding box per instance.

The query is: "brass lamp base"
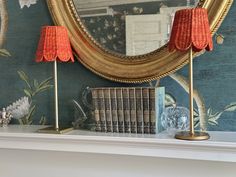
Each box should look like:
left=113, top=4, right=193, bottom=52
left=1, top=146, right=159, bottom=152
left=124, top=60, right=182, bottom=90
left=38, top=126, right=73, bottom=134
left=175, top=131, right=210, bottom=141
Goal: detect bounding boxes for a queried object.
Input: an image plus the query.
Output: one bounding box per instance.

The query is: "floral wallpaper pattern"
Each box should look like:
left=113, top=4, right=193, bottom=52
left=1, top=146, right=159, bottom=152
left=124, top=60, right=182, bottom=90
left=18, top=0, right=38, bottom=9
left=0, top=0, right=52, bottom=125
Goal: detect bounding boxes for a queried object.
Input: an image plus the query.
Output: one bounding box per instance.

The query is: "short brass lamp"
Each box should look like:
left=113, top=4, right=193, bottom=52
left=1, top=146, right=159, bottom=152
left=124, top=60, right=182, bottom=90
left=168, top=8, right=213, bottom=140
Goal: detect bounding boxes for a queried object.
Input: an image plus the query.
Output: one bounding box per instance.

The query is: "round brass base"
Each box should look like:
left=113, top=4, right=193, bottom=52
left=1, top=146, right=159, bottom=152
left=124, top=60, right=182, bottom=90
left=175, top=131, right=210, bottom=141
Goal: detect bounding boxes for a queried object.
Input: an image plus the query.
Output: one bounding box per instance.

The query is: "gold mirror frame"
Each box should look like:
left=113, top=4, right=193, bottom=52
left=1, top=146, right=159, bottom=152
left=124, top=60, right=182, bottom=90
left=47, top=0, right=233, bottom=83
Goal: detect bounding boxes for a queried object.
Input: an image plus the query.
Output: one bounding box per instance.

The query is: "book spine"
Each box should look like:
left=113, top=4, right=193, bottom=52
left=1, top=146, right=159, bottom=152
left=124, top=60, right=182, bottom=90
left=91, top=89, right=101, bottom=132
left=142, top=88, right=150, bottom=134
left=129, top=88, right=137, bottom=133
left=104, top=88, right=113, bottom=132
left=117, top=88, right=125, bottom=133
left=123, top=88, right=131, bottom=133
left=98, top=89, right=107, bottom=132
left=110, top=88, right=119, bottom=133
left=136, top=88, right=143, bottom=134
left=149, top=88, right=156, bottom=134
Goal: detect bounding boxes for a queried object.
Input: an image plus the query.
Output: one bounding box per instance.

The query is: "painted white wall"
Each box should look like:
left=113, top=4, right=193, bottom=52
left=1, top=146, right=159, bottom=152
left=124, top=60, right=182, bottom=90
left=0, top=149, right=235, bottom=177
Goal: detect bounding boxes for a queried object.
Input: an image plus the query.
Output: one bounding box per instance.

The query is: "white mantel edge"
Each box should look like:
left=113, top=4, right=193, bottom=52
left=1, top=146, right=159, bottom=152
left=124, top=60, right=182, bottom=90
left=0, top=132, right=235, bottom=163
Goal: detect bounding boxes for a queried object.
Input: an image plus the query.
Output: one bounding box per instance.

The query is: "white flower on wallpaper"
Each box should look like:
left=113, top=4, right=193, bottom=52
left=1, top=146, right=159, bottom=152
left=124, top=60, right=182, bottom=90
left=19, top=0, right=38, bottom=9
left=6, top=97, right=30, bottom=119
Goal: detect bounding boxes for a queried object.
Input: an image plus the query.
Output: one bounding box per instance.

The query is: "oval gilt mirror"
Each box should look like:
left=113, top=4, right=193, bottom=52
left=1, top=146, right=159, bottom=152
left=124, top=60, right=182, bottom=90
left=47, top=0, right=233, bottom=83
left=74, top=0, right=198, bottom=56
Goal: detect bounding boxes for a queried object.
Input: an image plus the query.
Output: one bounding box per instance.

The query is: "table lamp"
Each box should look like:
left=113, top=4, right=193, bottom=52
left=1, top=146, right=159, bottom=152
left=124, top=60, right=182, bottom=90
left=168, top=8, right=213, bottom=140
left=35, top=26, right=74, bottom=134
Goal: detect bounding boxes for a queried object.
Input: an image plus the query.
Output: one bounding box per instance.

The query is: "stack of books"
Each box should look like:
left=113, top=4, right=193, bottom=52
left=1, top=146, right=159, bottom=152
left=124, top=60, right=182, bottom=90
left=91, top=87, right=165, bottom=134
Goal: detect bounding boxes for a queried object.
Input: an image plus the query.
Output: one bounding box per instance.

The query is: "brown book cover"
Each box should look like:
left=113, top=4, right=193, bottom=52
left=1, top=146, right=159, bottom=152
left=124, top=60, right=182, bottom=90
left=117, top=88, right=125, bottom=133
left=136, top=87, right=143, bottom=134
left=123, top=88, right=131, bottom=133
left=129, top=88, right=137, bottom=133
left=91, top=89, right=101, bottom=132
left=149, top=88, right=156, bottom=134
left=98, top=89, right=107, bottom=132
left=142, top=87, right=150, bottom=134
left=104, top=88, right=112, bottom=132
left=110, top=88, right=119, bottom=133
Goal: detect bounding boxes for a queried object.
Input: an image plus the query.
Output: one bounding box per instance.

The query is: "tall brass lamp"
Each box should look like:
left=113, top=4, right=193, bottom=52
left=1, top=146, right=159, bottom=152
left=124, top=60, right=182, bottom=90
left=168, top=8, right=213, bottom=140
left=35, top=26, right=74, bottom=134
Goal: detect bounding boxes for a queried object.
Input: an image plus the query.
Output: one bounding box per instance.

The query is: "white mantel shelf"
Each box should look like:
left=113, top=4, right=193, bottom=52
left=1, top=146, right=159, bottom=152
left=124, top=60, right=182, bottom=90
left=0, top=125, right=235, bottom=162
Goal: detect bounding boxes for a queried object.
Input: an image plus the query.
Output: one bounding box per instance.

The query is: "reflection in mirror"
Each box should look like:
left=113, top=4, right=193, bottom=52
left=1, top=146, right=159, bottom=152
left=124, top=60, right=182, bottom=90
left=73, top=0, right=199, bottom=56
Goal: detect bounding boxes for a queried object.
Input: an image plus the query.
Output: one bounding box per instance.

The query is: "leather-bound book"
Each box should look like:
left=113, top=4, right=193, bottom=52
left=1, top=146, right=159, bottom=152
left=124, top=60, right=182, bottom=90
left=104, top=88, right=113, bottom=132
left=123, top=88, right=131, bottom=133
left=98, top=88, right=107, bottom=132
left=129, top=88, right=137, bottom=133
left=110, top=88, right=119, bottom=133
left=91, top=89, right=101, bottom=132
left=117, top=88, right=125, bottom=133
left=142, top=87, right=150, bottom=134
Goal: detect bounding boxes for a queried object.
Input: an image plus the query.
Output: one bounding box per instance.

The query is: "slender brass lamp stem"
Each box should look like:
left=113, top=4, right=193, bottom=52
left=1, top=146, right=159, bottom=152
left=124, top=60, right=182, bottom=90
left=54, top=60, right=59, bottom=130
left=175, top=47, right=210, bottom=140
left=38, top=60, right=73, bottom=134
left=189, top=48, right=194, bottom=135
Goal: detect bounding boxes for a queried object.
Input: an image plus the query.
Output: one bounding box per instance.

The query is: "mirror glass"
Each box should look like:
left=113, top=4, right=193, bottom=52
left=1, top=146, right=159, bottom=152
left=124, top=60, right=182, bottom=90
left=73, top=0, right=199, bottom=56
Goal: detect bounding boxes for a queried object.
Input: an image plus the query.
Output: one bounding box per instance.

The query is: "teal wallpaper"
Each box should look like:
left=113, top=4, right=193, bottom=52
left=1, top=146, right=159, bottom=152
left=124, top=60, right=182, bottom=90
left=0, top=0, right=236, bottom=131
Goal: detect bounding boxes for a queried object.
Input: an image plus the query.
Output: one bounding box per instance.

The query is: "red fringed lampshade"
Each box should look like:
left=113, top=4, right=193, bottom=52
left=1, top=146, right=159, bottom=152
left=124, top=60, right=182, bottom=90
left=35, top=26, right=74, bottom=62
left=168, top=8, right=213, bottom=140
left=168, top=8, right=213, bottom=52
